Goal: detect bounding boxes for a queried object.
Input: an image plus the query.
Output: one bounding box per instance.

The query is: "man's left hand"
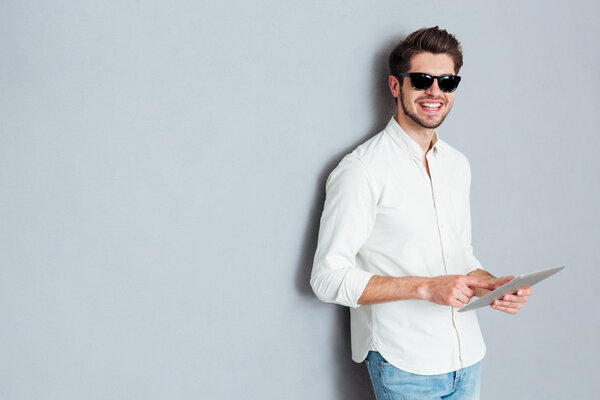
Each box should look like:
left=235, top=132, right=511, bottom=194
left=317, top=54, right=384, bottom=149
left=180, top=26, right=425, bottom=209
left=489, top=276, right=532, bottom=315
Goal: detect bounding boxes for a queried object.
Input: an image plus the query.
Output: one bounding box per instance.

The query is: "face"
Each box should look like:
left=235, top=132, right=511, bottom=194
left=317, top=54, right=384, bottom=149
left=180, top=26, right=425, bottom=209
left=390, top=52, right=457, bottom=130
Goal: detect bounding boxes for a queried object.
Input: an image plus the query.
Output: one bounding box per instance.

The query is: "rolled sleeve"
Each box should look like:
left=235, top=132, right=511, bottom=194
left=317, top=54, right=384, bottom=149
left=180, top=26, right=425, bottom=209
left=310, top=155, right=378, bottom=308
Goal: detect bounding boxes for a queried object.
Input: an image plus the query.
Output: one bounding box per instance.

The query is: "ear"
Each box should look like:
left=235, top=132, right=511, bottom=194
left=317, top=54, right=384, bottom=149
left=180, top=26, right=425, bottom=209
left=388, top=75, right=400, bottom=99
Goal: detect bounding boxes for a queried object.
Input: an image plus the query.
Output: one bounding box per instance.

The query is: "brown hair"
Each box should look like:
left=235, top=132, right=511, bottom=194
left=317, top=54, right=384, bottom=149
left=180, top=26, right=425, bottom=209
left=389, top=26, right=463, bottom=76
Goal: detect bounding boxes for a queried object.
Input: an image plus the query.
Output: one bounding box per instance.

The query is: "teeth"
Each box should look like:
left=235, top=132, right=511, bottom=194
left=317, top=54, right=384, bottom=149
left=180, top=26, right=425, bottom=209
left=421, top=102, right=441, bottom=109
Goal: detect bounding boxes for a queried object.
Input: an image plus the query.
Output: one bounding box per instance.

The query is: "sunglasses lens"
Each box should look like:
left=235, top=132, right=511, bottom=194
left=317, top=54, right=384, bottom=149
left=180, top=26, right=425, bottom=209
left=438, top=76, right=460, bottom=93
left=410, top=74, right=434, bottom=90
left=403, top=73, right=461, bottom=92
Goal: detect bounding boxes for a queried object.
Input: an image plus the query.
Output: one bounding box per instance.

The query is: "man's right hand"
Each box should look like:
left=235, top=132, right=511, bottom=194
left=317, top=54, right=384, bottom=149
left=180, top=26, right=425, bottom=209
left=417, top=275, right=495, bottom=308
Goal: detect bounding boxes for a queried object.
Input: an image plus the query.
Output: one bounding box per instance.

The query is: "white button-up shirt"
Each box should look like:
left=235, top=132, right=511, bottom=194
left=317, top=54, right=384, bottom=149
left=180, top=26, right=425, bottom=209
left=310, top=117, right=486, bottom=375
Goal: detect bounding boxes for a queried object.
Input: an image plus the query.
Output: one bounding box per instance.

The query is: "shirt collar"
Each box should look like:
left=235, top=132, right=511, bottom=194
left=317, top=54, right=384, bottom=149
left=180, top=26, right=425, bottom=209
left=385, top=117, right=445, bottom=160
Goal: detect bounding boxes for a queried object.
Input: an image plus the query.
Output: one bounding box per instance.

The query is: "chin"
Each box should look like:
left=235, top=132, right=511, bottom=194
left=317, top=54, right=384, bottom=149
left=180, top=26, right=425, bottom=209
left=415, top=116, right=446, bottom=129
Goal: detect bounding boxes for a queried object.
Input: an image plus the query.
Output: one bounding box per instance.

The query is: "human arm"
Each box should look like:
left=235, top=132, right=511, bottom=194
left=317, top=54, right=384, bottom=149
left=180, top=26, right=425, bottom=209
left=467, top=268, right=533, bottom=314
left=310, top=155, right=378, bottom=307
left=358, top=274, right=495, bottom=308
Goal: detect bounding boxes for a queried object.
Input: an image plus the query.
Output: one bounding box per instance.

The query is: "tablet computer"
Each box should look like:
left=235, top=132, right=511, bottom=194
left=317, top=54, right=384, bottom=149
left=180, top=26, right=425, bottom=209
left=458, top=265, right=566, bottom=313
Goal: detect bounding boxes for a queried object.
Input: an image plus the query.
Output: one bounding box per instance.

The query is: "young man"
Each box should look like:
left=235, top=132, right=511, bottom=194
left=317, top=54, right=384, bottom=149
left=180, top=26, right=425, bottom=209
left=310, top=27, right=532, bottom=399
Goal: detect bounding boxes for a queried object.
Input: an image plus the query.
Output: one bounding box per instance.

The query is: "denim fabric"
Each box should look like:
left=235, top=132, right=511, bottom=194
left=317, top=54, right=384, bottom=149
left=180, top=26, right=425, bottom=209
left=365, top=351, right=481, bottom=400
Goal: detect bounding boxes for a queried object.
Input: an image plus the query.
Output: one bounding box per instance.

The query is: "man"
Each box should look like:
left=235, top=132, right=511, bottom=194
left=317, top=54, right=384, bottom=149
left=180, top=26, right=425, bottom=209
left=310, top=27, right=532, bottom=400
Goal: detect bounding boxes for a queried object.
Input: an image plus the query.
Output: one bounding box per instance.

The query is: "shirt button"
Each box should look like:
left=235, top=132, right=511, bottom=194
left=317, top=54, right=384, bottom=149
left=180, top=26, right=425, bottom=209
left=440, top=223, right=445, bottom=229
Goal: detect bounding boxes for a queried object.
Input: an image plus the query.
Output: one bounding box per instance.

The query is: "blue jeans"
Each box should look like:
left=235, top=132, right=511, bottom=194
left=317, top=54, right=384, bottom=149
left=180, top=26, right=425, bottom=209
left=365, top=351, right=481, bottom=400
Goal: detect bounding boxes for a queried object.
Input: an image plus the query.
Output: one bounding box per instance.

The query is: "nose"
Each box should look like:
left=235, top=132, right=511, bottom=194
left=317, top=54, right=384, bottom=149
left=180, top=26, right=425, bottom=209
left=424, top=78, right=443, bottom=97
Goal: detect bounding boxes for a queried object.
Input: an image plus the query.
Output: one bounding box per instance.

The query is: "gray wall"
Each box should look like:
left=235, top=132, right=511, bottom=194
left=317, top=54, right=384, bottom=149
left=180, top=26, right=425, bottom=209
left=1, top=1, right=598, bottom=399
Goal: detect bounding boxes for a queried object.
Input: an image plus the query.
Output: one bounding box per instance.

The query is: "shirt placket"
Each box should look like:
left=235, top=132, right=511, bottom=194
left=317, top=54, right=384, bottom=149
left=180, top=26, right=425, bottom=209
left=427, top=151, right=465, bottom=370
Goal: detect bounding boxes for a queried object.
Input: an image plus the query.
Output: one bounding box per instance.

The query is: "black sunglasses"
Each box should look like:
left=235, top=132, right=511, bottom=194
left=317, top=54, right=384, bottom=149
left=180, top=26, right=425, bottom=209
left=396, top=73, right=461, bottom=93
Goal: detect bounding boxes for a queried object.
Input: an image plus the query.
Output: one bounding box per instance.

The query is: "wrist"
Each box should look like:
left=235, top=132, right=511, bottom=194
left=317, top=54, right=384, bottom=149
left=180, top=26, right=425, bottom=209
left=412, top=277, right=432, bottom=301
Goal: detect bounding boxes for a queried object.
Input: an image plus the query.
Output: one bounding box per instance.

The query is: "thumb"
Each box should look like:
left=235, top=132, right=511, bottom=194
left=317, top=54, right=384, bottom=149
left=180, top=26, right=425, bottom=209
left=493, top=275, right=515, bottom=289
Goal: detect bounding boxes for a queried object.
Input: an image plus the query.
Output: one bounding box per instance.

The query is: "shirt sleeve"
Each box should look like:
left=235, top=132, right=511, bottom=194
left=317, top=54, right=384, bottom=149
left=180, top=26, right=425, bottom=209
left=310, top=155, right=377, bottom=308
left=461, top=160, right=483, bottom=275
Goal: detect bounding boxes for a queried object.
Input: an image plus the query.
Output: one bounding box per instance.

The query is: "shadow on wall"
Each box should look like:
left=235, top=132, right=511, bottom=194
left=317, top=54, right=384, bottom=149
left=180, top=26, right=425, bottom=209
left=295, top=34, right=403, bottom=400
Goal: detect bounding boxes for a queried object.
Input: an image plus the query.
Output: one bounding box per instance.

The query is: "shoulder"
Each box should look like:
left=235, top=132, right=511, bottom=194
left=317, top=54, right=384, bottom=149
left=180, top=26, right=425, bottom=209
left=327, top=129, right=398, bottom=190
left=348, top=127, right=406, bottom=175
left=351, top=129, right=398, bottom=166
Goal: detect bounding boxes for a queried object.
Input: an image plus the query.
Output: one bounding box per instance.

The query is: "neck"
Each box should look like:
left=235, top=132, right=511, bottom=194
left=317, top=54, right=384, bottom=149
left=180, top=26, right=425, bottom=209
left=394, top=114, right=436, bottom=154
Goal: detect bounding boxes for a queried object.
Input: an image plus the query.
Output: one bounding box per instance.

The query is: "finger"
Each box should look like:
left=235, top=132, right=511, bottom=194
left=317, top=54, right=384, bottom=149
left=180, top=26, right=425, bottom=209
left=501, top=294, right=528, bottom=303
left=457, top=292, right=471, bottom=305
left=451, top=298, right=466, bottom=308
left=496, top=275, right=515, bottom=284
left=460, top=286, right=475, bottom=298
left=449, top=289, right=471, bottom=307
left=494, top=300, right=524, bottom=310
left=465, top=277, right=495, bottom=290
left=491, top=302, right=520, bottom=314
left=516, top=287, right=532, bottom=296
left=493, top=275, right=515, bottom=289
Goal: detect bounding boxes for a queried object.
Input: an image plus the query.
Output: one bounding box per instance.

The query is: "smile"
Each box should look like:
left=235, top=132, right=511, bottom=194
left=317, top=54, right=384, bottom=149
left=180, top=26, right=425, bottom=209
left=418, top=102, right=442, bottom=111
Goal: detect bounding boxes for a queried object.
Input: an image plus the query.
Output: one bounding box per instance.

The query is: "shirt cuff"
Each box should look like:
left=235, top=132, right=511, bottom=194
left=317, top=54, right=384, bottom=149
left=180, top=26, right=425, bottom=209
left=337, top=268, right=375, bottom=308
left=311, top=267, right=374, bottom=309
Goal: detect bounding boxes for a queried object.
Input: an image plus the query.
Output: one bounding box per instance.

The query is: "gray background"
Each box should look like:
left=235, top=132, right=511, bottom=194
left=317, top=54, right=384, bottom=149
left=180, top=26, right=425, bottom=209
left=1, top=1, right=598, bottom=399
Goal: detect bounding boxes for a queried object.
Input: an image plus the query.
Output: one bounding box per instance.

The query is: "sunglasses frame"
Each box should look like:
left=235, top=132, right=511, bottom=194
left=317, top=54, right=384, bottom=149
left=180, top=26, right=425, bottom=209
left=396, top=72, right=461, bottom=93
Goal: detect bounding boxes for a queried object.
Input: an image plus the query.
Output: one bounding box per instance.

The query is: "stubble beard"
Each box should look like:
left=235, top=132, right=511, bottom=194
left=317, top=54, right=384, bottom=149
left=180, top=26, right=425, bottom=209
left=399, top=87, right=451, bottom=129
